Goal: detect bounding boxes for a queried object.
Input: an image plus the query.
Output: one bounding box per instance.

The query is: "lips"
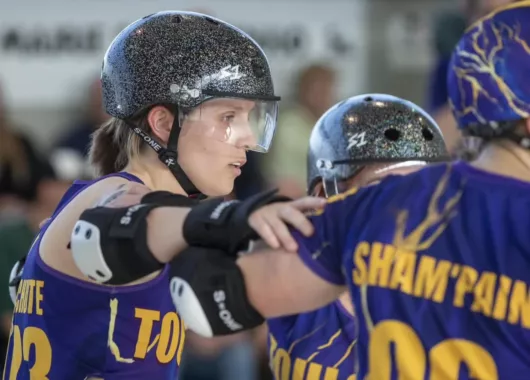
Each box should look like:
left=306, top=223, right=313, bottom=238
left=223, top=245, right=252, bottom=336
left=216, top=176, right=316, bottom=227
left=229, top=160, right=247, bottom=168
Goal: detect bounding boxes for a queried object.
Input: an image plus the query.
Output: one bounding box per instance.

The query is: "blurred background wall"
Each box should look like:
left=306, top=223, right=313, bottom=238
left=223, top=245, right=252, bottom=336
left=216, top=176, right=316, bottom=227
left=0, top=0, right=456, bottom=150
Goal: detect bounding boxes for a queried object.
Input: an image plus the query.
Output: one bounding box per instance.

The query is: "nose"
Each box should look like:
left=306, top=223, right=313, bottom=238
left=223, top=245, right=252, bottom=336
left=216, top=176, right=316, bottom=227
left=233, top=122, right=257, bottom=149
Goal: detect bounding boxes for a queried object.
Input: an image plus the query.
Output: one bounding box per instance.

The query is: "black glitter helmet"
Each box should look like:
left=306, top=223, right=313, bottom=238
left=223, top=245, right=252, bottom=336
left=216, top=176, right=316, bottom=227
left=307, top=94, right=448, bottom=196
left=101, top=11, right=280, bottom=196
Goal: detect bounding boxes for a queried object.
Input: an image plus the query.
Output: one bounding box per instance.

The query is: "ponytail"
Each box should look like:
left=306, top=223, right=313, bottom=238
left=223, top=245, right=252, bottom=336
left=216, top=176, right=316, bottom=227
left=88, top=118, right=122, bottom=176
left=89, top=116, right=148, bottom=176
left=89, top=107, right=167, bottom=176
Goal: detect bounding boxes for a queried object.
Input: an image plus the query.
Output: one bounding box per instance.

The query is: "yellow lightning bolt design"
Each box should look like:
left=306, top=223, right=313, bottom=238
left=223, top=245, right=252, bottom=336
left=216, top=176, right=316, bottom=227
left=108, top=299, right=135, bottom=363
left=450, top=12, right=530, bottom=124
left=361, top=166, right=464, bottom=333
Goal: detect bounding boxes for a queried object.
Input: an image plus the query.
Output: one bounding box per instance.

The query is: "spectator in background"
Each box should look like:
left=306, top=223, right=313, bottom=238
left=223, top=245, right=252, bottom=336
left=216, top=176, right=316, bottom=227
left=0, top=86, right=55, bottom=220
left=0, top=178, right=71, bottom=341
left=0, top=150, right=74, bottom=372
left=264, top=64, right=336, bottom=197
left=51, top=78, right=110, bottom=179
left=428, top=0, right=518, bottom=154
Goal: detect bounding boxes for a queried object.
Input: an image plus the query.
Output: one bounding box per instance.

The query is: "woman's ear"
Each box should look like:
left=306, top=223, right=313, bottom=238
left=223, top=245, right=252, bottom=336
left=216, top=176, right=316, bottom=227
left=147, top=106, right=175, bottom=144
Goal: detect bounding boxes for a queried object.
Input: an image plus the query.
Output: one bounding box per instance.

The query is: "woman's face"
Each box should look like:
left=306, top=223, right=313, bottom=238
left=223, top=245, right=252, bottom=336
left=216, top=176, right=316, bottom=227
left=177, top=98, right=258, bottom=196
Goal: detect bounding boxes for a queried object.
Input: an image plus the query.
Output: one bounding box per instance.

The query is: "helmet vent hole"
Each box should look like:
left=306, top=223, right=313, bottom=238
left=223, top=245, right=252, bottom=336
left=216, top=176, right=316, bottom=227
left=252, top=61, right=265, bottom=77
left=422, top=128, right=434, bottom=141
left=172, top=15, right=183, bottom=23
left=205, top=17, right=220, bottom=26
left=364, top=96, right=373, bottom=102
left=384, top=128, right=400, bottom=141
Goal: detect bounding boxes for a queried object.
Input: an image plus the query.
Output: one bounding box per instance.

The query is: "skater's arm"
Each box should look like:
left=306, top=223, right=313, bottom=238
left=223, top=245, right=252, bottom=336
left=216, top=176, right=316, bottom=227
left=92, top=181, right=192, bottom=263
left=71, top=182, right=324, bottom=285
left=237, top=249, right=345, bottom=317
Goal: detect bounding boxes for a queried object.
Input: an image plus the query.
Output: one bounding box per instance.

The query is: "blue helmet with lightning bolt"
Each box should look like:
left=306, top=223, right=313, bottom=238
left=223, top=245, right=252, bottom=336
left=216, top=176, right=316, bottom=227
left=448, top=1, right=530, bottom=140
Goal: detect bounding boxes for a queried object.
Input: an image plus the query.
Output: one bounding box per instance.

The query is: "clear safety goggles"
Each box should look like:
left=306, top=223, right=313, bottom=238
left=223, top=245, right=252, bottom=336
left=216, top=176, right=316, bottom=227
left=178, top=97, right=279, bottom=153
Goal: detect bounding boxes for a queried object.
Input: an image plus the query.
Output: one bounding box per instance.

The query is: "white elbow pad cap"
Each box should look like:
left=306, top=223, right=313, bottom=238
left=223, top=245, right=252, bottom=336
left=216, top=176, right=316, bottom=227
left=170, top=277, right=214, bottom=337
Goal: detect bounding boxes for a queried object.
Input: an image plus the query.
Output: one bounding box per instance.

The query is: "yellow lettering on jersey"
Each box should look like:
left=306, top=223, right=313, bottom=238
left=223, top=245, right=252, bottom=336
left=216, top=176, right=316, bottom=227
left=13, top=281, right=24, bottom=313
left=470, top=271, right=496, bottom=317
left=107, top=300, right=186, bottom=366
left=453, top=266, right=478, bottom=307
left=388, top=249, right=416, bottom=295
left=36, top=281, right=44, bottom=315
left=367, top=243, right=393, bottom=287
left=352, top=242, right=369, bottom=284
left=507, top=280, right=530, bottom=328
left=134, top=308, right=160, bottom=358
left=492, top=275, right=511, bottom=320
left=6, top=325, right=53, bottom=379
left=13, top=279, right=44, bottom=316
left=156, top=312, right=181, bottom=363
left=133, top=306, right=186, bottom=364
left=352, top=241, right=530, bottom=329
left=269, top=334, right=356, bottom=379
left=368, top=320, right=498, bottom=379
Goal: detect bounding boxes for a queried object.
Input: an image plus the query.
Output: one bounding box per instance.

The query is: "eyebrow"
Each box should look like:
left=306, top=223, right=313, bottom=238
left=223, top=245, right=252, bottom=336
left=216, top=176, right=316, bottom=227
left=210, top=103, right=247, bottom=112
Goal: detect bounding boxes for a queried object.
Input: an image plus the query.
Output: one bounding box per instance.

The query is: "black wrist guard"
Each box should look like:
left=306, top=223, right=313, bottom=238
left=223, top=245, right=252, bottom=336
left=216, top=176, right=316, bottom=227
left=182, top=189, right=291, bottom=254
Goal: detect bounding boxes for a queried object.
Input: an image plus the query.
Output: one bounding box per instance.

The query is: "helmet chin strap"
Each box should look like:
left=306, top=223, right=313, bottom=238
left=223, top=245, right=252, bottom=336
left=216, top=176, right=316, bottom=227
left=126, top=114, right=205, bottom=199
left=163, top=115, right=205, bottom=198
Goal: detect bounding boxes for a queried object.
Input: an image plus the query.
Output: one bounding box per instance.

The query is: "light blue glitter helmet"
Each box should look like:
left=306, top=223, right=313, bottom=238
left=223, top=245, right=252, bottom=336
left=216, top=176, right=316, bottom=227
left=448, top=1, right=530, bottom=141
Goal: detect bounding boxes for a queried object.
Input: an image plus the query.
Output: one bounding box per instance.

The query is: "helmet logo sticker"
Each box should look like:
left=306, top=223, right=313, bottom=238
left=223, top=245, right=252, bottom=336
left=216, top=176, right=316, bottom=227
left=347, top=131, right=368, bottom=150
left=201, top=65, right=247, bottom=87
left=218, top=65, right=246, bottom=80
left=170, top=84, right=200, bottom=99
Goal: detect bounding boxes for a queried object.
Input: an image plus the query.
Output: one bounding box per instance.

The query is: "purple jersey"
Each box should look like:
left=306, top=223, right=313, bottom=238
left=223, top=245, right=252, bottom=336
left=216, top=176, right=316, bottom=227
left=267, top=301, right=356, bottom=380
left=2, top=173, right=185, bottom=380
left=294, top=162, right=530, bottom=379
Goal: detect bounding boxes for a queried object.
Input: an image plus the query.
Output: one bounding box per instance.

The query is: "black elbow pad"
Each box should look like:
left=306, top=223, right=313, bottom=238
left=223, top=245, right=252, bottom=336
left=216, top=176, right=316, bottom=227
left=71, top=204, right=164, bottom=284
left=168, top=246, right=264, bottom=337
left=70, top=191, right=198, bottom=285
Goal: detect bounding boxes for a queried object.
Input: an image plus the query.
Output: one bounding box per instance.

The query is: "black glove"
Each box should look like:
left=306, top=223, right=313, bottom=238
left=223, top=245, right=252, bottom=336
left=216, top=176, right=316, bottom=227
left=182, top=189, right=291, bottom=255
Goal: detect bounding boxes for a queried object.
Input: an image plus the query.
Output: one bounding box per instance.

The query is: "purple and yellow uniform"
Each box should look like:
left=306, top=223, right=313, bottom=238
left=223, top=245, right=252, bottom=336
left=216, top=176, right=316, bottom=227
left=294, top=162, right=530, bottom=379
left=3, top=173, right=185, bottom=380
left=267, top=302, right=356, bottom=380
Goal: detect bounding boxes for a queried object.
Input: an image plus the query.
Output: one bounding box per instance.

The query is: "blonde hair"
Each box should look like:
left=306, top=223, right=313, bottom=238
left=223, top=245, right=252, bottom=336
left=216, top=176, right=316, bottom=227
left=88, top=112, right=150, bottom=176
